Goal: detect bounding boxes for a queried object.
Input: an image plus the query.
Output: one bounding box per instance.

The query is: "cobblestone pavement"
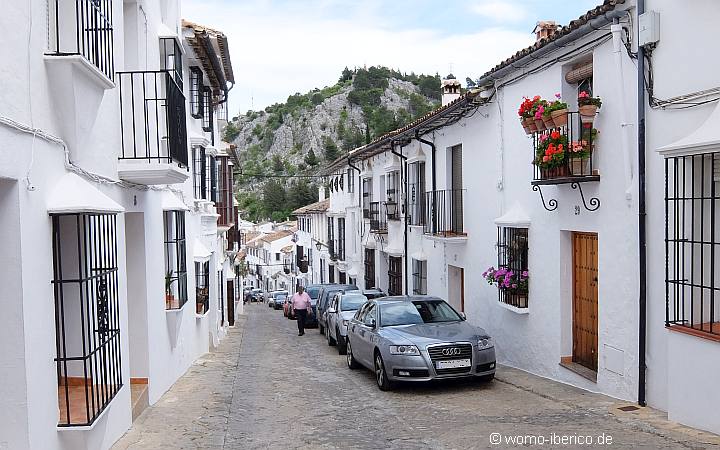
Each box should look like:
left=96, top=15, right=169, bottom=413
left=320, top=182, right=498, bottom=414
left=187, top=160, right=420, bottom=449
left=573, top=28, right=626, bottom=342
left=114, top=304, right=720, bottom=450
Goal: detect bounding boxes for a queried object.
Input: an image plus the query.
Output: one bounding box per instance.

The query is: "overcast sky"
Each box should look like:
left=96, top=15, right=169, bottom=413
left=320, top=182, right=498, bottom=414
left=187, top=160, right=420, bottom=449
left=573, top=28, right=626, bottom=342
left=181, top=0, right=601, bottom=117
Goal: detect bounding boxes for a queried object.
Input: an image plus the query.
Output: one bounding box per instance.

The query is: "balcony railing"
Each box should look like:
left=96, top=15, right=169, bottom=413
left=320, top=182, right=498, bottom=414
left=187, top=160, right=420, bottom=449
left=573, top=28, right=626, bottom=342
left=369, top=202, right=388, bottom=233
left=118, top=70, right=189, bottom=168
left=47, top=0, right=115, bottom=82
left=423, top=189, right=466, bottom=237
left=328, top=239, right=337, bottom=260
left=531, top=111, right=598, bottom=185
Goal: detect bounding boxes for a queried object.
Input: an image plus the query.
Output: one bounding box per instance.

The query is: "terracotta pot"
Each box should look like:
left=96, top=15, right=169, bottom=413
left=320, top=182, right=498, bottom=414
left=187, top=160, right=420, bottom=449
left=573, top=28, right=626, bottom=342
left=171, top=297, right=180, bottom=310
left=550, top=109, right=568, bottom=127
left=569, top=157, right=590, bottom=176
left=579, top=104, right=598, bottom=124
left=534, top=118, right=546, bottom=132
left=542, top=114, right=555, bottom=129
left=524, top=117, right=537, bottom=132
left=520, top=118, right=532, bottom=135
left=540, top=165, right=569, bottom=179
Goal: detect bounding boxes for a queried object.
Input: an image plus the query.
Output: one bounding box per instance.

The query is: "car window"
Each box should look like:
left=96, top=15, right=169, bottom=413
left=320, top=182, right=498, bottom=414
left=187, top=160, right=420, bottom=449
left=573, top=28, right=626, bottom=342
left=341, top=295, right=368, bottom=311
left=305, top=286, right=321, bottom=300
left=380, top=300, right=462, bottom=326
left=355, top=303, right=369, bottom=321
left=365, top=304, right=377, bottom=324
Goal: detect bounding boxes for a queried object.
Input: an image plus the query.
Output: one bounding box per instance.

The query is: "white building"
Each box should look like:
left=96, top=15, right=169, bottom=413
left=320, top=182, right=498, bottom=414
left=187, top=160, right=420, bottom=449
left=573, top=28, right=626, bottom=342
left=322, top=0, right=720, bottom=436
left=293, top=197, right=331, bottom=285
left=0, top=2, right=239, bottom=449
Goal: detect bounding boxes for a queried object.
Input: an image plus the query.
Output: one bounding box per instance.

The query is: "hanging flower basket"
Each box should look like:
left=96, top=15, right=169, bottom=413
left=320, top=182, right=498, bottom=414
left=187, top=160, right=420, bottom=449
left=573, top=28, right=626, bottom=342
left=578, top=91, right=601, bottom=125
left=524, top=117, right=538, bottom=133
left=550, top=109, right=568, bottom=127
left=541, top=114, right=555, bottom=129
left=541, top=165, right=569, bottom=179
left=534, top=118, right=546, bottom=132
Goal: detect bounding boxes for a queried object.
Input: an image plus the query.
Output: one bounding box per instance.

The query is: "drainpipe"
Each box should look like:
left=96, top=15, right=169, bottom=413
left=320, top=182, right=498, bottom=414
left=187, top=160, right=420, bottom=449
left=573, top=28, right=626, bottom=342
left=611, top=20, right=634, bottom=199
left=391, top=140, right=409, bottom=295
left=416, top=132, right=437, bottom=233
left=637, top=0, right=648, bottom=408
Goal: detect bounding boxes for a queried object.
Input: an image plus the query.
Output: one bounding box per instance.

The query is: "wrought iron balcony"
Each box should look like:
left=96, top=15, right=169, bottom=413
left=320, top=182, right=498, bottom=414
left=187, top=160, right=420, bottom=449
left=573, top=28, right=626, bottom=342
left=369, top=202, right=388, bottom=233
left=46, top=0, right=114, bottom=83
left=423, top=189, right=466, bottom=237
left=117, top=70, right=189, bottom=185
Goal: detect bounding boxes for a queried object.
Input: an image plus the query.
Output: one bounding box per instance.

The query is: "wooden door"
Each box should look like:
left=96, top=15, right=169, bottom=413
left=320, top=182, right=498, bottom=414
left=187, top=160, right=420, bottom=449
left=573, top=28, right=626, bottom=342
left=572, top=233, right=598, bottom=371
left=227, top=280, right=235, bottom=326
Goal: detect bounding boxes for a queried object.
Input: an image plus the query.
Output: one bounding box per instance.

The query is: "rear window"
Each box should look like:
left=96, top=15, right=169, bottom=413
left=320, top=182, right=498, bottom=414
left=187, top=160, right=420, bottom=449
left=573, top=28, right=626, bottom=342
left=306, top=286, right=320, bottom=299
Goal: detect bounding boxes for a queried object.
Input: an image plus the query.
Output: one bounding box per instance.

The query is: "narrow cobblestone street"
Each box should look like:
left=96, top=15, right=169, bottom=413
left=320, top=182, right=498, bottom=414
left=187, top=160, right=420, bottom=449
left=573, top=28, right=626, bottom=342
left=114, top=305, right=720, bottom=450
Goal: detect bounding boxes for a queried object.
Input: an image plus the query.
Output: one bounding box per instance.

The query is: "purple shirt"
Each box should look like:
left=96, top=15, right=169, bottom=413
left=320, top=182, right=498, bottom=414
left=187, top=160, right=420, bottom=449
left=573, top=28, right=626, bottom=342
left=292, top=292, right=312, bottom=310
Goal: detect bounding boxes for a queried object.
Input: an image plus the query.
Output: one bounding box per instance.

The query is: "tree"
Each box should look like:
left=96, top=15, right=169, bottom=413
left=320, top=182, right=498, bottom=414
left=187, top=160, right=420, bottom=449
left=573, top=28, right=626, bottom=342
left=288, top=180, right=318, bottom=211
left=271, top=154, right=283, bottom=173
left=339, top=66, right=353, bottom=83
left=322, top=136, right=341, bottom=161
left=262, top=180, right=287, bottom=218
left=223, top=122, right=241, bottom=142
left=304, top=148, right=319, bottom=166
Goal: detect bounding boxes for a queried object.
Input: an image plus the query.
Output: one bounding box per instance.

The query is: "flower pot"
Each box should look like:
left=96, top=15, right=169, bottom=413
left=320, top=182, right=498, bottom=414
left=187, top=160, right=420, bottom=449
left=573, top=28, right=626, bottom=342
left=524, top=117, right=537, bottom=133
left=550, top=109, right=568, bottom=127
left=534, top=119, right=546, bottom=132
left=569, top=157, right=591, bottom=176
left=540, top=165, right=569, bottom=179
left=196, top=302, right=205, bottom=314
left=542, top=114, right=555, bottom=129
left=579, top=104, right=598, bottom=124
left=165, top=294, right=174, bottom=309
left=520, top=118, right=532, bottom=135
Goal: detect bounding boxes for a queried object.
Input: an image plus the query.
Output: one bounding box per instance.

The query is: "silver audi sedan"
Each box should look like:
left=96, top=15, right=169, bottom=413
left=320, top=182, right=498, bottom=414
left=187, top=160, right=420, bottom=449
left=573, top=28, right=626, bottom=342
left=325, top=292, right=369, bottom=355
left=345, top=296, right=496, bottom=390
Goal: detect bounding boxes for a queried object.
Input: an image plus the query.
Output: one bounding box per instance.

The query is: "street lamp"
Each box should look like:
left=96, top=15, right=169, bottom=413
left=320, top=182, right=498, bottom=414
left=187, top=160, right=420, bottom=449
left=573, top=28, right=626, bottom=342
left=385, top=201, right=398, bottom=219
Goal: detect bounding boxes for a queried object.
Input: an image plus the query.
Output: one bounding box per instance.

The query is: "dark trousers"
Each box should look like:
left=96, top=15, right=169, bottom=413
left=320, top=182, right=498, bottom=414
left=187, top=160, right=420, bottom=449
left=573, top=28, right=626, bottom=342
left=296, top=309, right=308, bottom=334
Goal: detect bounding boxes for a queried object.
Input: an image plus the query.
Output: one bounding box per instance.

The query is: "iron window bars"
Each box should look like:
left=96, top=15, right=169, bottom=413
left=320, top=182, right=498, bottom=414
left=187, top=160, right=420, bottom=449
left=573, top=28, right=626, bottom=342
left=51, top=213, right=122, bottom=427
left=202, top=86, right=214, bottom=133
left=192, top=146, right=207, bottom=200
left=218, top=270, right=225, bottom=326
left=364, top=248, right=376, bottom=289
left=388, top=256, right=403, bottom=296
left=164, top=210, right=188, bottom=310
left=195, top=261, right=210, bottom=315
left=118, top=70, right=189, bottom=167
left=412, top=259, right=427, bottom=295
left=189, top=67, right=204, bottom=119
left=369, top=202, right=388, bottom=233
left=665, top=152, right=720, bottom=337
left=362, top=178, right=372, bottom=218
left=46, top=0, right=114, bottom=82
left=408, top=162, right=426, bottom=226
left=206, top=155, right=217, bottom=202
left=497, top=227, right=529, bottom=308
left=423, top=189, right=465, bottom=237
left=337, top=218, right=346, bottom=261
left=386, top=170, right=401, bottom=220
left=160, top=38, right=183, bottom=89
left=327, top=217, right=336, bottom=260
left=531, top=111, right=597, bottom=184
left=216, top=156, right=235, bottom=227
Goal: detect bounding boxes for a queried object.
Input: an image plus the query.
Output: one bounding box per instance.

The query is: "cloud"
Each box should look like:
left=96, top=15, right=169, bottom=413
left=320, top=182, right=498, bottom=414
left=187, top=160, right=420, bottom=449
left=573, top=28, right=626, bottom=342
left=182, top=0, right=535, bottom=116
left=470, top=1, right=528, bottom=23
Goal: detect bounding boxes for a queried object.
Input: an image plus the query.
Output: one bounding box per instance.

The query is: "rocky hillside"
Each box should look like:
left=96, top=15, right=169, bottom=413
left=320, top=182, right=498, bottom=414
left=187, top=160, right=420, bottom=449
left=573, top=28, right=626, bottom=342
left=225, top=66, right=441, bottom=222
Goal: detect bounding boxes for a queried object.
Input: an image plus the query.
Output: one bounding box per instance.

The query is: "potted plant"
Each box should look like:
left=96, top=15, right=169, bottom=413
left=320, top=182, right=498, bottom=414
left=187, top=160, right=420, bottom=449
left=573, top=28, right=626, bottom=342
left=545, top=93, right=569, bottom=127
left=532, top=99, right=548, bottom=132
left=165, top=270, right=176, bottom=309
left=534, top=130, right=569, bottom=179
left=518, top=97, right=536, bottom=134
left=483, top=266, right=529, bottom=307
left=568, top=128, right=598, bottom=175
left=578, top=91, right=601, bottom=124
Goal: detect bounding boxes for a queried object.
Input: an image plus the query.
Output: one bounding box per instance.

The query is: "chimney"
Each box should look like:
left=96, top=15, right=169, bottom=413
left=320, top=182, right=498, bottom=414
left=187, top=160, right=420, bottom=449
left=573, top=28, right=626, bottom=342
left=534, top=21, right=558, bottom=42
left=441, top=74, right=462, bottom=106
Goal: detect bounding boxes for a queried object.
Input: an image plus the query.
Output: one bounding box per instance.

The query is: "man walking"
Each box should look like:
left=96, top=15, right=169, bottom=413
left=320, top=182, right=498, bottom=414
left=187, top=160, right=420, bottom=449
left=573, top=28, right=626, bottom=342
left=291, top=286, right=312, bottom=336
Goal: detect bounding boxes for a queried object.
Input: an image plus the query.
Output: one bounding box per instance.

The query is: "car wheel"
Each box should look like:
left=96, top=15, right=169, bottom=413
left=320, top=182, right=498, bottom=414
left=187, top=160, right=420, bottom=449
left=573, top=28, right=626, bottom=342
left=374, top=352, right=393, bottom=391
left=327, top=326, right=336, bottom=346
left=477, top=373, right=495, bottom=383
left=346, top=339, right=359, bottom=370
left=337, top=328, right=347, bottom=355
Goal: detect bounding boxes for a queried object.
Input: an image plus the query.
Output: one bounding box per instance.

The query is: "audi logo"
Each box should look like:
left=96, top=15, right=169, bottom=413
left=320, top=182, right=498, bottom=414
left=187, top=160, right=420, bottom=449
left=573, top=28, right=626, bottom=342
left=441, top=347, right=462, bottom=356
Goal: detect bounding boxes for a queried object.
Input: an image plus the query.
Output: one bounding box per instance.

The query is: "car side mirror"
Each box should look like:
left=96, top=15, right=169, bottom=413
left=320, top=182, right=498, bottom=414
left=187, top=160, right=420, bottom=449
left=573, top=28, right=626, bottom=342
left=364, top=317, right=376, bottom=328
left=328, top=308, right=336, bottom=314
left=460, top=312, right=466, bottom=320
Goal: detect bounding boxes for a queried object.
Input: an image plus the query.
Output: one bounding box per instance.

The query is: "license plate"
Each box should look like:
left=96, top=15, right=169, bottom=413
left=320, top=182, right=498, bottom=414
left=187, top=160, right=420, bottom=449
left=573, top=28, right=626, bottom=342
left=436, top=359, right=471, bottom=369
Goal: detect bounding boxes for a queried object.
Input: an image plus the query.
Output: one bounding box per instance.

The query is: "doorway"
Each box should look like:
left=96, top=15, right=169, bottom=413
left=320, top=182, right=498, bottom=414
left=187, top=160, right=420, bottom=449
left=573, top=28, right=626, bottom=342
left=448, top=265, right=465, bottom=312
left=572, top=233, right=598, bottom=372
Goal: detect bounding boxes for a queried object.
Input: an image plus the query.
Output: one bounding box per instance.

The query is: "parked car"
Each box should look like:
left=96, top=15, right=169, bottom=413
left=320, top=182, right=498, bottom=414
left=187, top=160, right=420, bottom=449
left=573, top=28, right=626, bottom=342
left=272, top=291, right=288, bottom=310
left=363, top=288, right=386, bottom=300
left=325, top=292, right=368, bottom=354
left=243, top=286, right=254, bottom=303
left=345, top=296, right=496, bottom=391
left=317, top=284, right=358, bottom=335
left=250, top=288, right=264, bottom=302
left=266, top=290, right=285, bottom=308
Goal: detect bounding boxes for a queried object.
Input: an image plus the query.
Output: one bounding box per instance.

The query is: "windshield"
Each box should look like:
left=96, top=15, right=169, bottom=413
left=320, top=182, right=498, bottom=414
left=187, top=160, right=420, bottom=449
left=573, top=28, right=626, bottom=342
left=340, top=295, right=367, bottom=311
left=380, top=300, right=462, bottom=326
left=275, top=293, right=288, bottom=300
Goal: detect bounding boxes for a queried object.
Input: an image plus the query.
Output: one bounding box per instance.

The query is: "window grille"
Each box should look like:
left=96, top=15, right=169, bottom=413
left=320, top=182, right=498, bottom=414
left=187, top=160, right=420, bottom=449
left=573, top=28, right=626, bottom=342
left=665, top=153, right=720, bottom=337
left=388, top=256, right=403, bottom=296
left=218, top=270, right=225, bottom=325
left=327, top=218, right=336, bottom=260
left=364, top=248, right=375, bottom=288
left=339, top=272, right=347, bottom=284
left=362, top=178, right=372, bottom=218
left=202, top=87, right=214, bottom=133
left=164, top=211, right=188, bottom=310
left=337, top=218, right=346, bottom=261
left=206, top=155, right=217, bottom=202
left=47, top=0, right=114, bottom=81
left=496, top=227, right=529, bottom=308
left=192, top=146, right=206, bottom=200
left=412, top=259, right=427, bottom=295
left=189, top=67, right=204, bottom=119
left=52, top=213, right=122, bottom=426
left=328, top=264, right=335, bottom=283
left=160, top=37, right=183, bottom=89
left=195, top=261, right=209, bottom=314
left=408, top=162, right=426, bottom=226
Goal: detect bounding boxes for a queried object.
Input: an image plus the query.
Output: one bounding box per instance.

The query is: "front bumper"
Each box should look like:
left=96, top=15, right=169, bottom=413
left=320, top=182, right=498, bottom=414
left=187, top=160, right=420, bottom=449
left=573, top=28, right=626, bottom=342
left=385, top=346, right=496, bottom=382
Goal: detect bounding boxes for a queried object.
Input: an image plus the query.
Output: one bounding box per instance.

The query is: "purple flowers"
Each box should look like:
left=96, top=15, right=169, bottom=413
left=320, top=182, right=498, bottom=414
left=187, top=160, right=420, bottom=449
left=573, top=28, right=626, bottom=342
left=483, top=266, right=529, bottom=294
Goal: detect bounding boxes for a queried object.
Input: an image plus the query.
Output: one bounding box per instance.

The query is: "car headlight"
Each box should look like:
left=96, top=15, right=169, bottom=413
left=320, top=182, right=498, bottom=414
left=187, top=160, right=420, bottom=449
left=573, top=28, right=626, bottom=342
left=389, top=345, right=420, bottom=356
left=478, top=337, right=494, bottom=350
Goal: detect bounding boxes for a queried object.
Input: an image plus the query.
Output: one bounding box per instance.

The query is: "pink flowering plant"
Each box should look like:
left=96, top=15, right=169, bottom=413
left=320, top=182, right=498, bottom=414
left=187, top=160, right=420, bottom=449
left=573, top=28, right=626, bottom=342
left=482, top=266, right=529, bottom=295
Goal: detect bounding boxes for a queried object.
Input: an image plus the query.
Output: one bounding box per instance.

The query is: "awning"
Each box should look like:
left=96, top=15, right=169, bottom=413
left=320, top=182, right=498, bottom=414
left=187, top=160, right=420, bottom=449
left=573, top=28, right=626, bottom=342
left=494, top=204, right=531, bottom=228
left=193, top=239, right=211, bottom=262
left=47, top=173, right=124, bottom=215
left=657, top=100, right=720, bottom=156
left=161, top=190, right=189, bottom=211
